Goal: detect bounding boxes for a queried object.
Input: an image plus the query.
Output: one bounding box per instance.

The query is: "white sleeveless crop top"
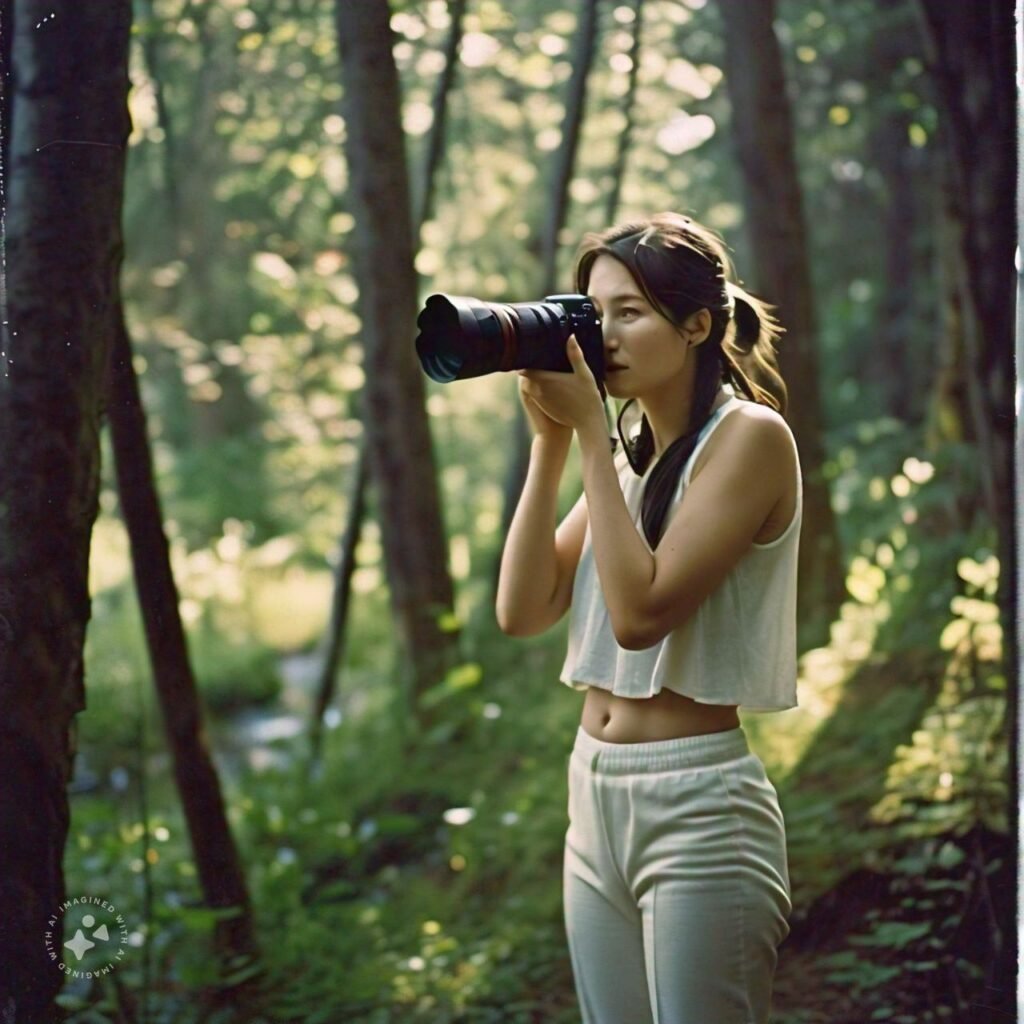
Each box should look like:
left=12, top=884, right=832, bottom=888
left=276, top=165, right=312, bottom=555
left=559, top=391, right=801, bottom=711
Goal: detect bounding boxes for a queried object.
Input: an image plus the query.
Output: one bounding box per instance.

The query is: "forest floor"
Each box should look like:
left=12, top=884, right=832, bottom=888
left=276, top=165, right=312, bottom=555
left=263, top=647, right=1011, bottom=1023
left=63, top=627, right=1010, bottom=1024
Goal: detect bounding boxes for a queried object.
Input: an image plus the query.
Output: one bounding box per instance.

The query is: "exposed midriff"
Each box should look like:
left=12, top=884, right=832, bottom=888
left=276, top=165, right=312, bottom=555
left=580, top=686, right=740, bottom=743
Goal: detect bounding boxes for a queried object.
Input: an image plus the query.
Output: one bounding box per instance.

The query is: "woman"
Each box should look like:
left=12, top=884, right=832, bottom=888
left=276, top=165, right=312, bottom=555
left=496, top=212, right=800, bottom=1023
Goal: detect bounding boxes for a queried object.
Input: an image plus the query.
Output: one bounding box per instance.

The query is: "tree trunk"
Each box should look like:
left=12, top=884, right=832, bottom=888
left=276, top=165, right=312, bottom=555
left=860, top=11, right=933, bottom=425
left=604, top=0, right=644, bottom=225
left=868, top=108, right=916, bottom=422
left=310, top=435, right=370, bottom=760
left=334, top=0, right=458, bottom=726
left=0, top=4, right=132, bottom=1018
left=497, top=0, right=603, bottom=569
left=124, top=11, right=257, bottom=962
left=136, top=0, right=183, bottom=240
left=107, top=302, right=257, bottom=967
left=925, top=201, right=971, bottom=450
left=413, top=0, right=466, bottom=232
left=538, top=0, right=602, bottom=294
left=717, top=0, right=845, bottom=646
left=911, top=0, right=1016, bottom=560
left=311, top=0, right=467, bottom=754
left=911, top=3, right=1017, bottom=1013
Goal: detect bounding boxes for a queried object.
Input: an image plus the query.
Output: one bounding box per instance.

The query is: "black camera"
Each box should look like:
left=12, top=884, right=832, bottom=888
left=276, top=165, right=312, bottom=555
left=414, top=293, right=605, bottom=394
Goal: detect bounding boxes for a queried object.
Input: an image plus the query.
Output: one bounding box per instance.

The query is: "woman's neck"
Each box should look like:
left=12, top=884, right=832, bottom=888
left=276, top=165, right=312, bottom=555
left=640, top=382, right=726, bottom=458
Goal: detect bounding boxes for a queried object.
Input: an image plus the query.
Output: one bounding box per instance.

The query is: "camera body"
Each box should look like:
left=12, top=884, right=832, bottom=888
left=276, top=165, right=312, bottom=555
left=541, top=294, right=605, bottom=387
left=415, top=293, right=605, bottom=395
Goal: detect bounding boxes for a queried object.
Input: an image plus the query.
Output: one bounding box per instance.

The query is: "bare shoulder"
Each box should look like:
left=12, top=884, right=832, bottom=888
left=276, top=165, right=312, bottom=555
left=731, top=397, right=787, bottom=426
left=691, top=401, right=793, bottom=482
left=731, top=400, right=793, bottom=447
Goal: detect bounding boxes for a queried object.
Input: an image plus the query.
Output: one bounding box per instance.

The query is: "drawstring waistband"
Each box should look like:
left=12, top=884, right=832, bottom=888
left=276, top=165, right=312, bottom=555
left=572, top=725, right=750, bottom=775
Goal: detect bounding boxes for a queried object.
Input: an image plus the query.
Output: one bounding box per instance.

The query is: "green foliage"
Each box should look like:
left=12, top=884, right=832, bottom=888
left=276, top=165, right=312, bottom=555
left=64, top=0, right=1010, bottom=1020
left=814, top=828, right=1005, bottom=1022
left=77, top=374, right=1010, bottom=1021
left=870, top=554, right=1007, bottom=840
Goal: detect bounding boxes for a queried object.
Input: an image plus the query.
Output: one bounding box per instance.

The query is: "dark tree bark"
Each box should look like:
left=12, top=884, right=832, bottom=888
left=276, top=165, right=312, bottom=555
left=604, top=0, right=644, bottom=225
left=868, top=105, right=917, bottom=421
left=136, top=0, right=183, bottom=237
left=538, top=0, right=602, bottom=295
left=926, top=183, right=973, bottom=452
left=310, top=435, right=369, bottom=759
left=911, top=0, right=1016, bottom=563
left=0, top=4, right=132, bottom=1019
left=0, top=0, right=12, bottom=240
left=497, top=0, right=602, bottom=565
left=334, top=0, right=458, bottom=725
left=311, top=0, right=467, bottom=756
left=717, top=0, right=845, bottom=645
left=107, top=302, right=257, bottom=966
left=911, top=2, right=1017, bottom=1012
left=413, top=0, right=466, bottom=232
left=864, top=13, right=926, bottom=424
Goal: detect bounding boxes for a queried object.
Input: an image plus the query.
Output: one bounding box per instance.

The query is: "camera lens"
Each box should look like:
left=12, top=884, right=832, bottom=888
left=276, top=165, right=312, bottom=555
left=414, top=295, right=487, bottom=382
left=415, top=295, right=571, bottom=382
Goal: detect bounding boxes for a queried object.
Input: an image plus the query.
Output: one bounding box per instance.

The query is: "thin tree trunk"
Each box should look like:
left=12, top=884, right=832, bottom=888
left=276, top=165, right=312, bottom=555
left=869, top=107, right=916, bottom=421
left=497, top=0, right=603, bottom=567
left=717, top=0, right=845, bottom=646
left=311, top=0, right=465, bottom=753
left=604, top=0, right=643, bottom=225
left=413, top=0, right=466, bottom=232
left=335, top=0, right=458, bottom=729
left=925, top=197, right=971, bottom=449
left=911, top=4, right=1017, bottom=1012
left=107, top=301, right=257, bottom=967
left=0, top=4, right=132, bottom=1018
left=0, top=0, right=12, bottom=282
left=862, top=9, right=932, bottom=425
left=136, top=0, right=182, bottom=241
left=310, top=435, right=369, bottom=759
left=120, top=4, right=259, bottom=970
left=539, top=0, right=602, bottom=293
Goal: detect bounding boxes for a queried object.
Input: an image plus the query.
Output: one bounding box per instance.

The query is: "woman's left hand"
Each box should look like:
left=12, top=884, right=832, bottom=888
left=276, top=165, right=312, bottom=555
left=518, top=336, right=605, bottom=437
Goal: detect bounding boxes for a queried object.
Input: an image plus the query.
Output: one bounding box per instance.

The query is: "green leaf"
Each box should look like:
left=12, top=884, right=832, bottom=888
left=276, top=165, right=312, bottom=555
left=849, top=920, right=930, bottom=950
left=375, top=813, right=421, bottom=836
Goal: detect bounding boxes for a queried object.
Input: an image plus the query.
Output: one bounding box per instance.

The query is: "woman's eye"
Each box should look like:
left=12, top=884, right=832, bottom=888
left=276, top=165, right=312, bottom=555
left=619, top=308, right=639, bottom=319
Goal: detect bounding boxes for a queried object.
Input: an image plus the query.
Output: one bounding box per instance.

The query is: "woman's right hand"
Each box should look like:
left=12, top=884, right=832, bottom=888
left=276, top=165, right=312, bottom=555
left=518, top=373, right=573, bottom=440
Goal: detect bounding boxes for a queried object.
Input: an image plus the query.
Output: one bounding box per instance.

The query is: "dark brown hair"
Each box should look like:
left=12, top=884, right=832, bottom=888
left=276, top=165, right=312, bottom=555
left=574, top=212, right=787, bottom=548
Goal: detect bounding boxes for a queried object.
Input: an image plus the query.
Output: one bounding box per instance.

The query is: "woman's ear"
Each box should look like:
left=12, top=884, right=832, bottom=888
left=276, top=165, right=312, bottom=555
left=681, top=308, right=712, bottom=347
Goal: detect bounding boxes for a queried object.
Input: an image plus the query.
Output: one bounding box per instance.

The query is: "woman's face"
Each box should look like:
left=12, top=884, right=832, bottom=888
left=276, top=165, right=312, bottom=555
left=586, top=255, right=694, bottom=402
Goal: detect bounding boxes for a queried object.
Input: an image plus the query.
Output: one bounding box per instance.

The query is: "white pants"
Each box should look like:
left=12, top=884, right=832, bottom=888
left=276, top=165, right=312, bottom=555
left=563, top=725, right=791, bottom=1024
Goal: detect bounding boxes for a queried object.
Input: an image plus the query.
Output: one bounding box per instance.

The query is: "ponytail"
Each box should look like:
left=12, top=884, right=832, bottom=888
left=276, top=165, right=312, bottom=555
left=722, top=283, right=788, bottom=415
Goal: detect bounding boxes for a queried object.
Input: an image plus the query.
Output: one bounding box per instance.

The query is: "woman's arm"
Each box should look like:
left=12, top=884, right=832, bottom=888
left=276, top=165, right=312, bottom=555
left=522, top=337, right=790, bottom=650
left=495, top=385, right=590, bottom=637
left=577, top=406, right=790, bottom=649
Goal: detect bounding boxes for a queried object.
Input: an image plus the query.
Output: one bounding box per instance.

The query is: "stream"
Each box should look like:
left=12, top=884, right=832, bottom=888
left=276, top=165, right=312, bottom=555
left=70, top=651, right=362, bottom=795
